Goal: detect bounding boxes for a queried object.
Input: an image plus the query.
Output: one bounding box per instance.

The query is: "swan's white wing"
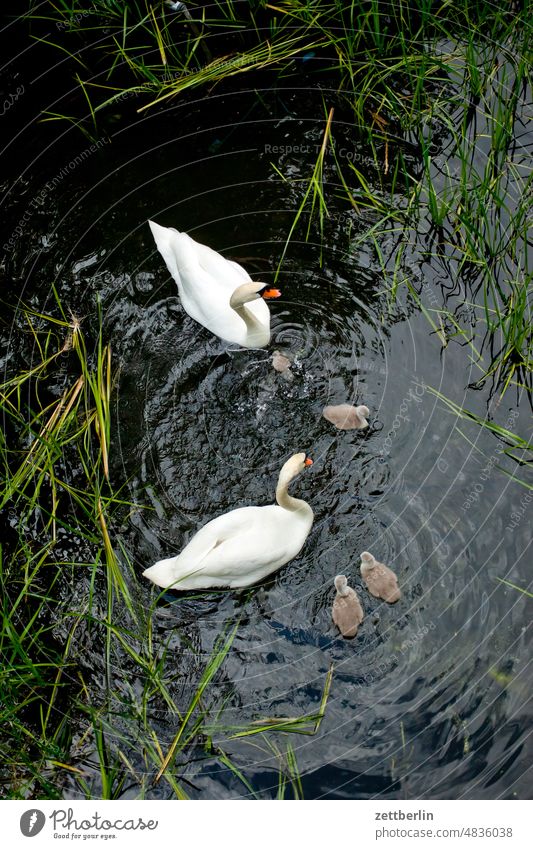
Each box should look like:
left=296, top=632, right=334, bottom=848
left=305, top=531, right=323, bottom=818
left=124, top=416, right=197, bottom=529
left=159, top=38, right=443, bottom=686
left=184, top=504, right=310, bottom=587
left=150, top=222, right=214, bottom=285
left=149, top=221, right=243, bottom=301
left=176, top=506, right=260, bottom=565
left=192, top=239, right=250, bottom=289
left=225, top=258, right=251, bottom=281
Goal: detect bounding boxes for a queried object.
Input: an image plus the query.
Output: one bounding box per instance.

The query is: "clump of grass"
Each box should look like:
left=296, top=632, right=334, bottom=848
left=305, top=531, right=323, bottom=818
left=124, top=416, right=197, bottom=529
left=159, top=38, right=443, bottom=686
left=25, top=2, right=529, bottom=131
left=273, top=105, right=334, bottom=276
left=356, top=43, right=531, bottom=396
left=0, top=293, right=130, bottom=601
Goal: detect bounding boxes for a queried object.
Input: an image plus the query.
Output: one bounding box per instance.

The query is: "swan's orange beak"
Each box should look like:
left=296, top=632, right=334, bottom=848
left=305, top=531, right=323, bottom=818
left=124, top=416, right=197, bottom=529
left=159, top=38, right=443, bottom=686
left=304, top=457, right=313, bottom=466
left=261, top=288, right=281, bottom=299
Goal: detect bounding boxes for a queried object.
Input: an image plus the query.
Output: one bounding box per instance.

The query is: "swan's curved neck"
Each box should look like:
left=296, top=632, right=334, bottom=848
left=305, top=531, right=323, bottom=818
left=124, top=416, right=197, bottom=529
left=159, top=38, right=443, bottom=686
left=276, top=475, right=312, bottom=515
left=232, top=303, right=263, bottom=340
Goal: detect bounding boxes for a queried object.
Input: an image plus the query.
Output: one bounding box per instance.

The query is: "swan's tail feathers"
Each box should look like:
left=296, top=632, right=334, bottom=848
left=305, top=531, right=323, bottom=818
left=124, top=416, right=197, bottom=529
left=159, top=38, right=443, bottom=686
left=148, top=219, right=178, bottom=245
left=142, top=559, right=206, bottom=590
left=148, top=220, right=189, bottom=282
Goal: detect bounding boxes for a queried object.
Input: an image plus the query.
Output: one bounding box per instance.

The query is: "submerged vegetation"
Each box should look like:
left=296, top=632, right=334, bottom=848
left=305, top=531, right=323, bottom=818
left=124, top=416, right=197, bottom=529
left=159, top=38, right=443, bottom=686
left=1, top=1, right=531, bottom=798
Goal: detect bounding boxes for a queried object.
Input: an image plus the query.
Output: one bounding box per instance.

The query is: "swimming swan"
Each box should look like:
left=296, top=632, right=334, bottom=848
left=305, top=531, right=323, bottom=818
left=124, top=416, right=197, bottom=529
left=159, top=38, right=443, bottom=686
left=148, top=220, right=280, bottom=348
left=332, top=575, right=364, bottom=638
left=143, top=453, right=314, bottom=590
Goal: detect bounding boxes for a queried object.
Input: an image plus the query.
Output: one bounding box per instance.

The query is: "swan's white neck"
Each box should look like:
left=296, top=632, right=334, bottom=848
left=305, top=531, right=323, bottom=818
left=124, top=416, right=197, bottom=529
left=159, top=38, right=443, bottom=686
left=276, top=474, right=312, bottom=516
left=232, top=303, right=264, bottom=342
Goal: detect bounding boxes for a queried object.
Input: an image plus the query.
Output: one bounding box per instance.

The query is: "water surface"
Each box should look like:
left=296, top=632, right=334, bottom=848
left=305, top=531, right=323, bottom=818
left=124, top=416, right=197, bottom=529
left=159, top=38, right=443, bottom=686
left=2, top=83, right=531, bottom=800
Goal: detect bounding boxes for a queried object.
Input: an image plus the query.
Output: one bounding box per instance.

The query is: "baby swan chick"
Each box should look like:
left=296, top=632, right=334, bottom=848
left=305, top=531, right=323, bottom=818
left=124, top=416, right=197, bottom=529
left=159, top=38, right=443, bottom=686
left=360, top=551, right=401, bottom=603
left=322, top=404, right=370, bottom=430
left=271, top=349, right=293, bottom=382
left=332, top=575, right=364, bottom=638
left=271, top=350, right=292, bottom=373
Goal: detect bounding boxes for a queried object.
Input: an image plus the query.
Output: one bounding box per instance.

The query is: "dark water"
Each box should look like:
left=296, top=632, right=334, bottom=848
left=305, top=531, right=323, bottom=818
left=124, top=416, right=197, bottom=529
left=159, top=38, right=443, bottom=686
left=2, top=76, right=532, bottom=799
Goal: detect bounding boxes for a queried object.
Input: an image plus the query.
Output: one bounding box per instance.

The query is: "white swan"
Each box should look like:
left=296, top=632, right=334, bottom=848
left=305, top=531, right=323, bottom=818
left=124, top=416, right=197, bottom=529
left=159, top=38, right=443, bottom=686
left=148, top=220, right=280, bottom=348
left=143, top=453, right=314, bottom=590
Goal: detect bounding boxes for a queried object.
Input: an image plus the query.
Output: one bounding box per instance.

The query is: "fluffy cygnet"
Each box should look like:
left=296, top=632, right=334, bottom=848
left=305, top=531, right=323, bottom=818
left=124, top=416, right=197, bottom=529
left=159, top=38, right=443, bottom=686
left=332, top=575, right=365, bottom=638
left=360, top=551, right=401, bottom=603
left=322, top=404, right=369, bottom=430
left=271, top=350, right=292, bottom=373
